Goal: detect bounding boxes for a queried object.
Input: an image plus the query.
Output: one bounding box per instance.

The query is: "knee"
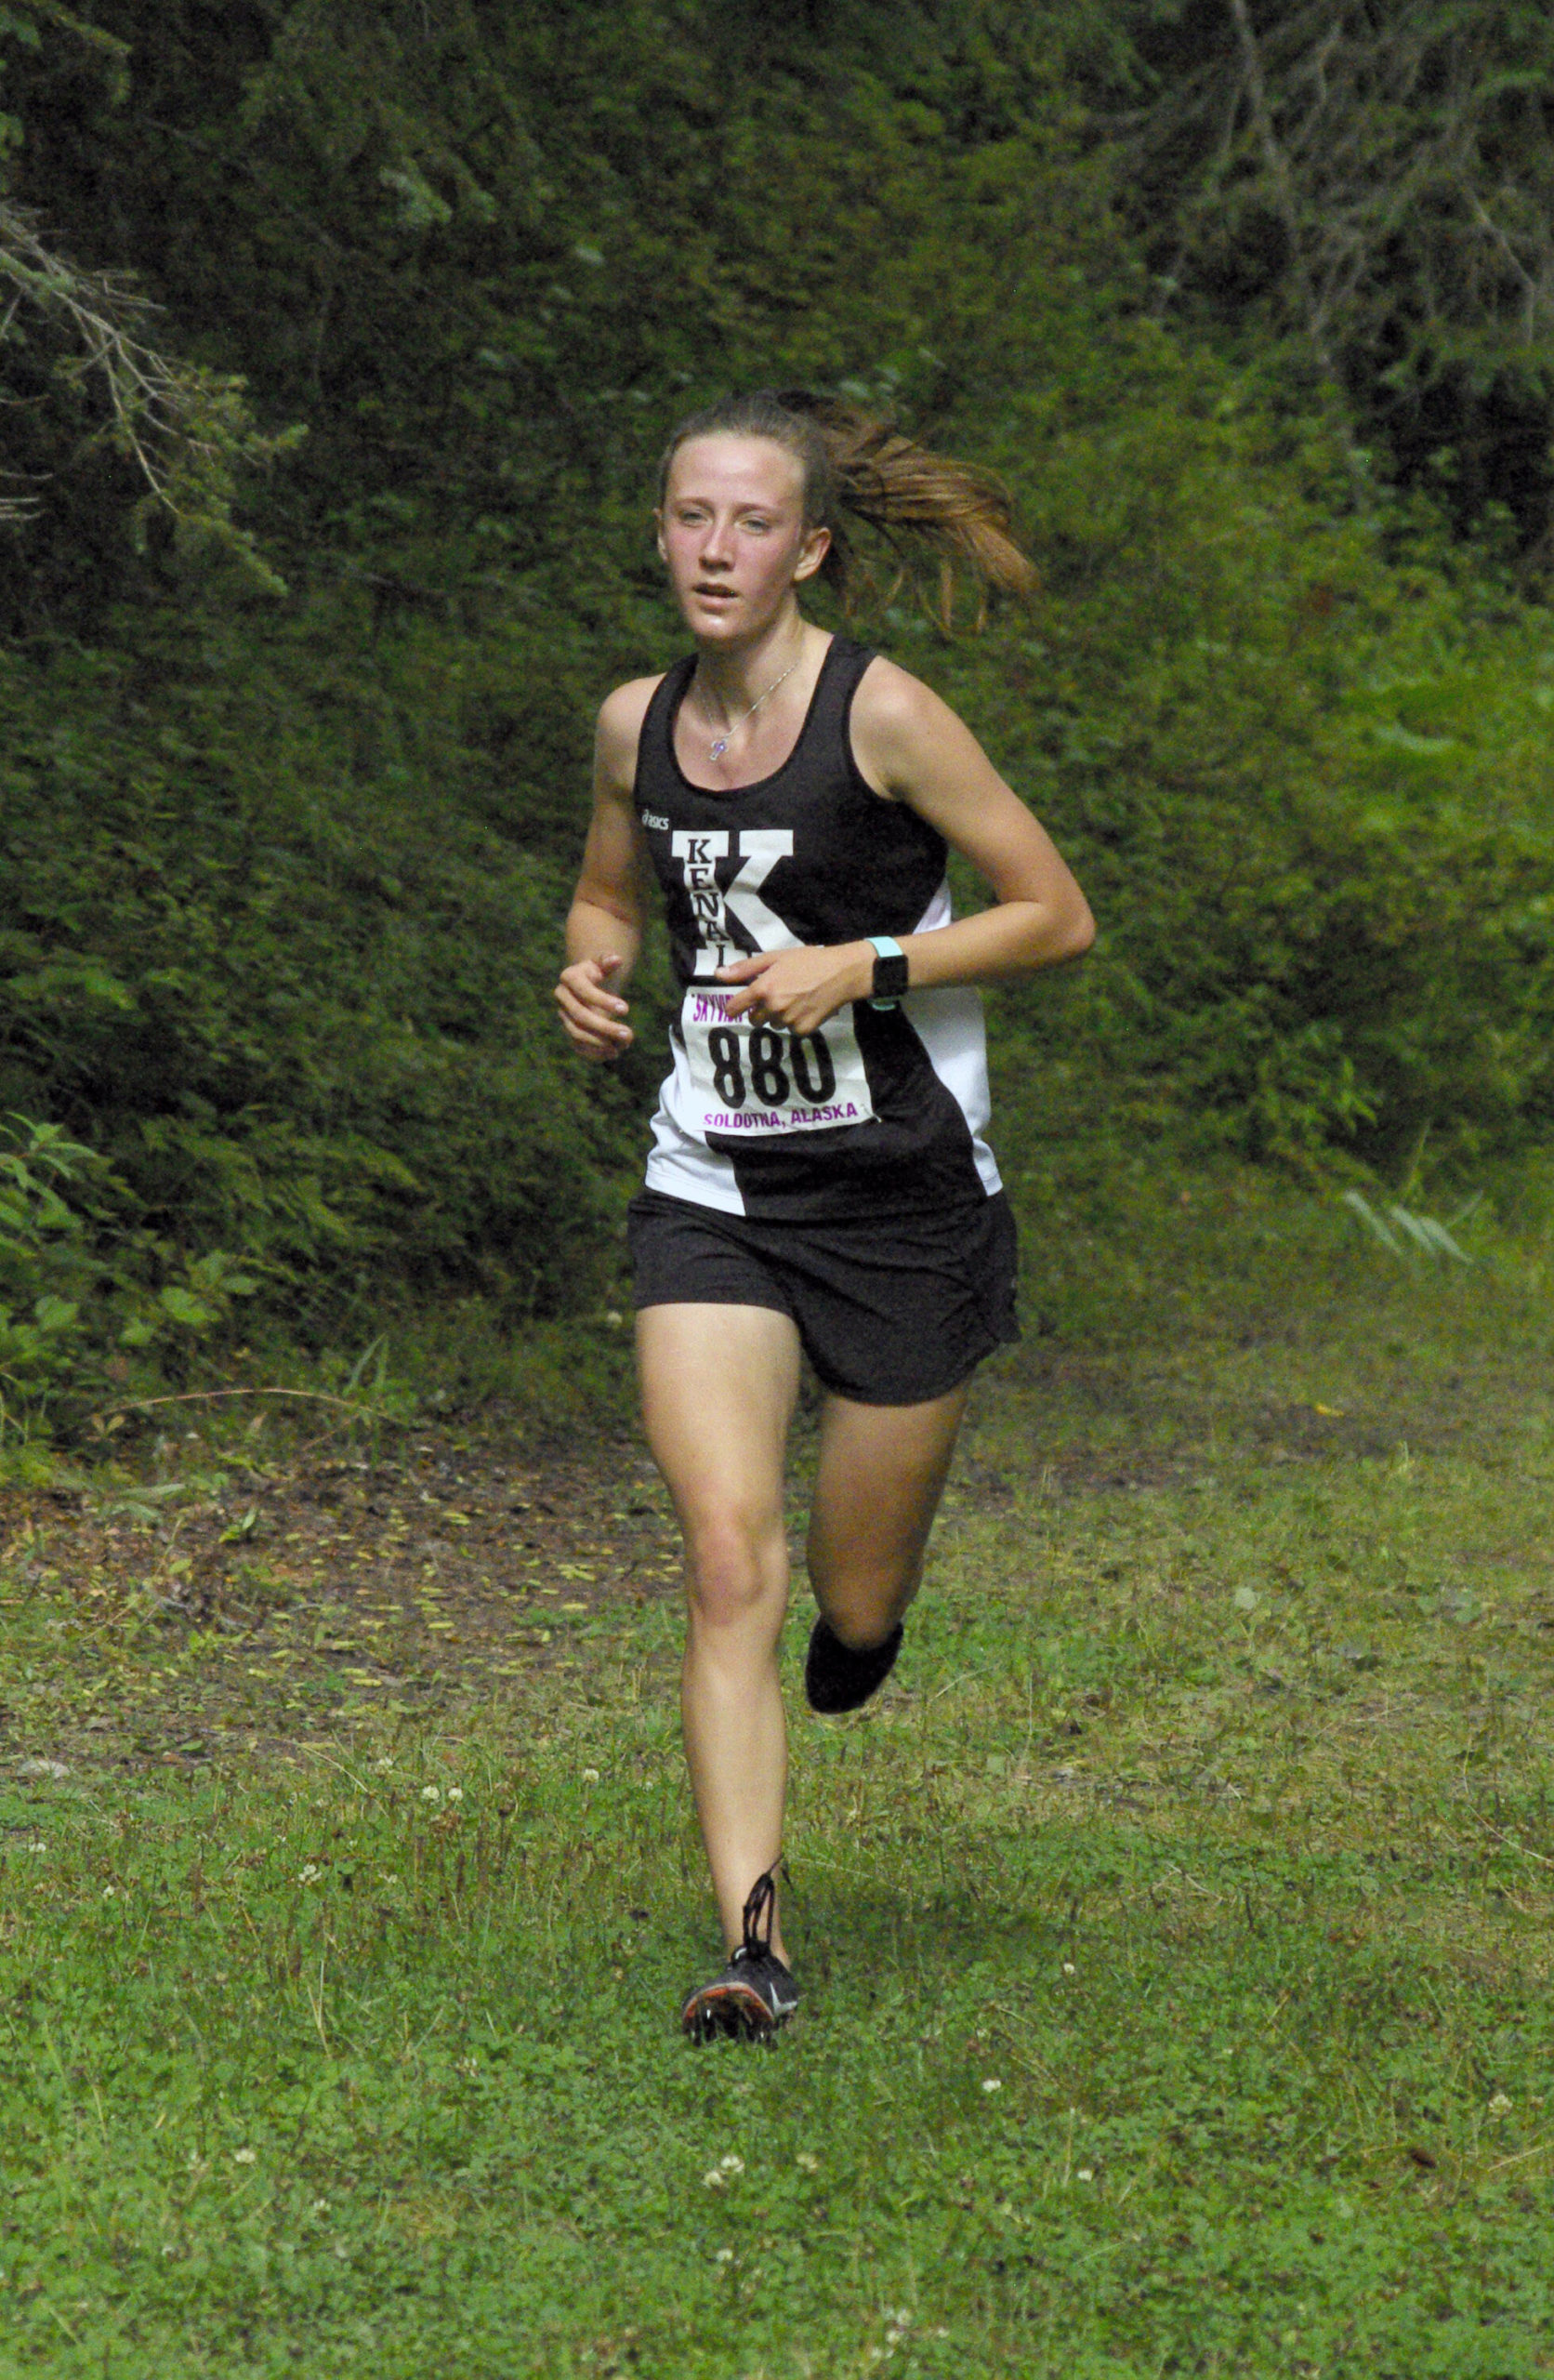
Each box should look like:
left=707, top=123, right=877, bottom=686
left=684, top=1509, right=784, bottom=1631
left=807, top=1541, right=921, bottom=1641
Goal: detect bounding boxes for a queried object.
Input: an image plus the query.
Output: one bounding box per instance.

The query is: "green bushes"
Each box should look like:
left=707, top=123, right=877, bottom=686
left=3, top=0, right=1554, bottom=1445
left=935, top=364, right=1554, bottom=1176
left=0, top=628, right=641, bottom=1338
left=0, top=1117, right=257, bottom=1439
left=0, top=1121, right=107, bottom=1429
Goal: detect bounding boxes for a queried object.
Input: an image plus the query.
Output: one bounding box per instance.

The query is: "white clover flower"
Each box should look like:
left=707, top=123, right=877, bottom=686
left=981, top=2078, right=1003, bottom=2095
left=796, top=2151, right=819, bottom=2173
left=373, top=1758, right=395, bottom=1772
left=714, top=2247, right=734, bottom=2263
left=420, top=1786, right=441, bottom=1803
left=719, top=2153, right=744, bottom=2173
left=102, top=1885, right=118, bottom=1900
left=581, top=1767, right=600, bottom=1785
left=702, top=2169, right=726, bottom=2189
left=312, top=2199, right=330, bottom=2215
left=446, top=1786, right=464, bottom=1802
left=232, top=2149, right=257, bottom=2165
left=1077, top=2167, right=1094, bottom=2182
left=297, top=1863, right=322, bottom=1884
left=1061, top=1961, right=1076, bottom=1976
left=1488, top=2092, right=1513, bottom=2117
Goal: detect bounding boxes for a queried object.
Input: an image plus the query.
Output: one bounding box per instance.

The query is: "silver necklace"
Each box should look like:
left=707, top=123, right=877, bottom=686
left=699, top=653, right=803, bottom=760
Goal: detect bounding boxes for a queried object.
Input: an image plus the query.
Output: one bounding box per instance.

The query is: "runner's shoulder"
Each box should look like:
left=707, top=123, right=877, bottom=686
left=853, top=654, right=965, bottom=796
left=599, top=673, right=665, bottom=745
left=595, top=673, right=666, bottom=800
left=854, top=654, right=952, bottom=739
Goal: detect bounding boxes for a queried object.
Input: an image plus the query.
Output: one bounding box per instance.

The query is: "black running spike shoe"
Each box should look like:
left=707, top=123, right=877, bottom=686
left=805, top=1615, right=903, bottom=1714
left=680, top=1865, right=798, bottom=2043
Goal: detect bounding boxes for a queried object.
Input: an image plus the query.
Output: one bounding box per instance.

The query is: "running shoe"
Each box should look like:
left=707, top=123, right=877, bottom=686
left=804, top=1614, right=903, bottom=1714
left=680, top=1866, right=798, bottom=2043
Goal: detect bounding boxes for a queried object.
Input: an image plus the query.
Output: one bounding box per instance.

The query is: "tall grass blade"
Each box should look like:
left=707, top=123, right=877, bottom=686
left=1342, top=1190, right=1472, bottom=1264
left=1340, top=1189, right=1406, bottom=1257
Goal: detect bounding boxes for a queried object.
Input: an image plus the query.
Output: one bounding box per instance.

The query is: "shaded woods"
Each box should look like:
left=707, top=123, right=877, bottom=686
left=4, top=0, right=1554, bottom=1432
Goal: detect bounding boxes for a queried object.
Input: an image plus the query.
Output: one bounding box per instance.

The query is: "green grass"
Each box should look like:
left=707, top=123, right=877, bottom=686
left=2, top=1164, right=1553, bottom=2376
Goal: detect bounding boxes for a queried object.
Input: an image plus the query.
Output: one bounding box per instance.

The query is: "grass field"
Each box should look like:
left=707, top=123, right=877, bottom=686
left=2, top=1163, right=1552, bottom=2377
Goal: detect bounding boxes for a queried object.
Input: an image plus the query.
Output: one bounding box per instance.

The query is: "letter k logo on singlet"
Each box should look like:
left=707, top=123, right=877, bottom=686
left=672, top=829, right=797, bottom=974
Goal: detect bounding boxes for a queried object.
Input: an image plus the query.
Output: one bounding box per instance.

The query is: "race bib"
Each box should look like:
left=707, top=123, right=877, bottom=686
left=678, top=987, right=874, bottom=1138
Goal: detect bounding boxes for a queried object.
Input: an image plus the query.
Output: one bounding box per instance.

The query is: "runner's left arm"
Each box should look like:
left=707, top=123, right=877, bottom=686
left=718, top=661, right=1093, bottom=1032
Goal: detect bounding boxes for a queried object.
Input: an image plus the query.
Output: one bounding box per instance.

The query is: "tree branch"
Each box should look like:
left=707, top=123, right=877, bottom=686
left=1226, top=0, right=1373, bottom=491
left=0, top=200, right=300, bottom=570
left=1227, top=0, right=1339, bottom=378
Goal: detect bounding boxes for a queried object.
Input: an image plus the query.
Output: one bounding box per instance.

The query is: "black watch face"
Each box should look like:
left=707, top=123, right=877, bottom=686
left=873, top=952, right=909, bottom=1000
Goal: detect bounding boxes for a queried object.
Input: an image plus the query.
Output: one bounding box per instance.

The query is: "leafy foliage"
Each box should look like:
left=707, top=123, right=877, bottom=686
left=0, top=1115, right=257, bottom=1436
left=0, top=628, right=637, bottom=1328
left=942, top=347, right=1554, bottom=1170
left=1099, top=2, right=1554, bottom=543
left=1, top=11, right=296, bottom=575
left=1, top=0, right=1554, bottom=1424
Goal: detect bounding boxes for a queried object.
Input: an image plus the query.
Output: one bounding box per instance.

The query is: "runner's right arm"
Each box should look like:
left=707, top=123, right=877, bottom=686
left=555, top=679, right=660, bottom=1062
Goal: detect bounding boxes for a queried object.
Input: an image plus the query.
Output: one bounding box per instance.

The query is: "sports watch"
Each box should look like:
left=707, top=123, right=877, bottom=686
left=866, top=934, right=909, bottom=1010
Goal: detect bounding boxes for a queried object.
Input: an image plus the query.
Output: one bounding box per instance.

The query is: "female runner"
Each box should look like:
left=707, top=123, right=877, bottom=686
left=554, top=390, right=1094, bottom=2041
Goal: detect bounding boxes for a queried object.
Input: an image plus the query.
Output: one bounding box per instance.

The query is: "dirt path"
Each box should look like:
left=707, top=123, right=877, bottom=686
left=0, top=1329, right=1475, bottom=1781
left=0, top=1422, right=691, bottom=1771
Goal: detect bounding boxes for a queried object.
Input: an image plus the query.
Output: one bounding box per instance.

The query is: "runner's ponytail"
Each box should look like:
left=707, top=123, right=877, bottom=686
left=658, top=389, right=1037, bottom=627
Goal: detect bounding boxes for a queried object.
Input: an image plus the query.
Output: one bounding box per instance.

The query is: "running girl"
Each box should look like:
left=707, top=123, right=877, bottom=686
left=554, top=390, right=1094, bottom=2040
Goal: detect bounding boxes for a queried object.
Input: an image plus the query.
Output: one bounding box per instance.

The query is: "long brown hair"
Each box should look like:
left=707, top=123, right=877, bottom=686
left=658, top=388, right=1038, bottom=627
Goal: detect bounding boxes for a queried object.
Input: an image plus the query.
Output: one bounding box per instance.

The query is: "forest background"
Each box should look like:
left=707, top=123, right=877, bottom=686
left=5, top=0, right=1554, bottom=1442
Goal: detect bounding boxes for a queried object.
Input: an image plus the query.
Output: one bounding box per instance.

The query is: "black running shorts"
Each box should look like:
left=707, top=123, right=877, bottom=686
left=626, top=1187, right=1020, bottom=1406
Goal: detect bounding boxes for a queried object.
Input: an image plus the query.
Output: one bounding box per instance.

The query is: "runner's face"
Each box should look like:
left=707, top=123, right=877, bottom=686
left=657, top=436, right=829, bottom=644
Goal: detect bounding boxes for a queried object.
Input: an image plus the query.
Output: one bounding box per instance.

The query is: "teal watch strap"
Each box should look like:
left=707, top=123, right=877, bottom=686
left=866, top=934, right=908, bottom=1010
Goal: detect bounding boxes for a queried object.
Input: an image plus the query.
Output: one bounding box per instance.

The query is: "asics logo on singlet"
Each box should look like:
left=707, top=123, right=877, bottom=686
left=672, top=828, right=797, bottom=973
left=639, top=810, right=670, bottom=830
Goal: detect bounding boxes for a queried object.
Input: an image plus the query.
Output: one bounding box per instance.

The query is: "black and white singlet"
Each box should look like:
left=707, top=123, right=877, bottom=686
left=635, top=635, right=1004, bottom=1224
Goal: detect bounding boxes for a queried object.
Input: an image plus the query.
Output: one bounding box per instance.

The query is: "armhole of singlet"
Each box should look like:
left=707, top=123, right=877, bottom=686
left=839, top=650, right=952, bottom=871
left=836, top=643, right=899, bottom=805
left=631, top=656, right=696, bottom=804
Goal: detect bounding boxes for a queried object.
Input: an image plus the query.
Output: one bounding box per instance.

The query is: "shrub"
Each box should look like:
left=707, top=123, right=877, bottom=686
left=0, top=1115, right=258, bottom=1438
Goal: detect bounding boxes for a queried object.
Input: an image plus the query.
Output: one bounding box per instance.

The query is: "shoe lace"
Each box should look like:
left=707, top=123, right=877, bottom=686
left=738, top=1861, right=783, bottom=1963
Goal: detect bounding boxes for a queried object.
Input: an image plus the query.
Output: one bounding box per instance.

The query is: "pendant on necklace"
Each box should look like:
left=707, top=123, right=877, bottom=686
left=701, top=648, right=801, bottom=766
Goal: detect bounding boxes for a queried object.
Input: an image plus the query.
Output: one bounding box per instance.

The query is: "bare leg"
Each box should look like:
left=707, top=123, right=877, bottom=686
left=637, top=1302, right=800, bottom=1962
left=807, top=1382, right=969, bottom=1649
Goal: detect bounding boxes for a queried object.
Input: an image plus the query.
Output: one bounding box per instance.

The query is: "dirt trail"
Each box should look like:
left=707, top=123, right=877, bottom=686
left=0, top=1425, right=690, bottom=1770
left=0, top=1349, right=1457, bottom=1778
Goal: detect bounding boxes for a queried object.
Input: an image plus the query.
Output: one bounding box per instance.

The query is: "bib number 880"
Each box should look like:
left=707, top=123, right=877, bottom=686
left=706, top=1023, right=837, bottom=1111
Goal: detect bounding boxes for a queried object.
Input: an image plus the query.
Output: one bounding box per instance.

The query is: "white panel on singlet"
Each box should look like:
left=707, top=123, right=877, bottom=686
left=902, top=880, right=1003, bottom=1197
left=644, top=1077, right=746, bottom=1212
left=642, top=876, right=1002, bottom=1210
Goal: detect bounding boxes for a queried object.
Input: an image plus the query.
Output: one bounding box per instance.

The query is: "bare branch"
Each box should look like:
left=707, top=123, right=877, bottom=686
left=1226, top=0, right=1374, bottom=491
left=1125, top=1, right=1554, bottom=404
left=0, top=200, right=301, bottom=573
